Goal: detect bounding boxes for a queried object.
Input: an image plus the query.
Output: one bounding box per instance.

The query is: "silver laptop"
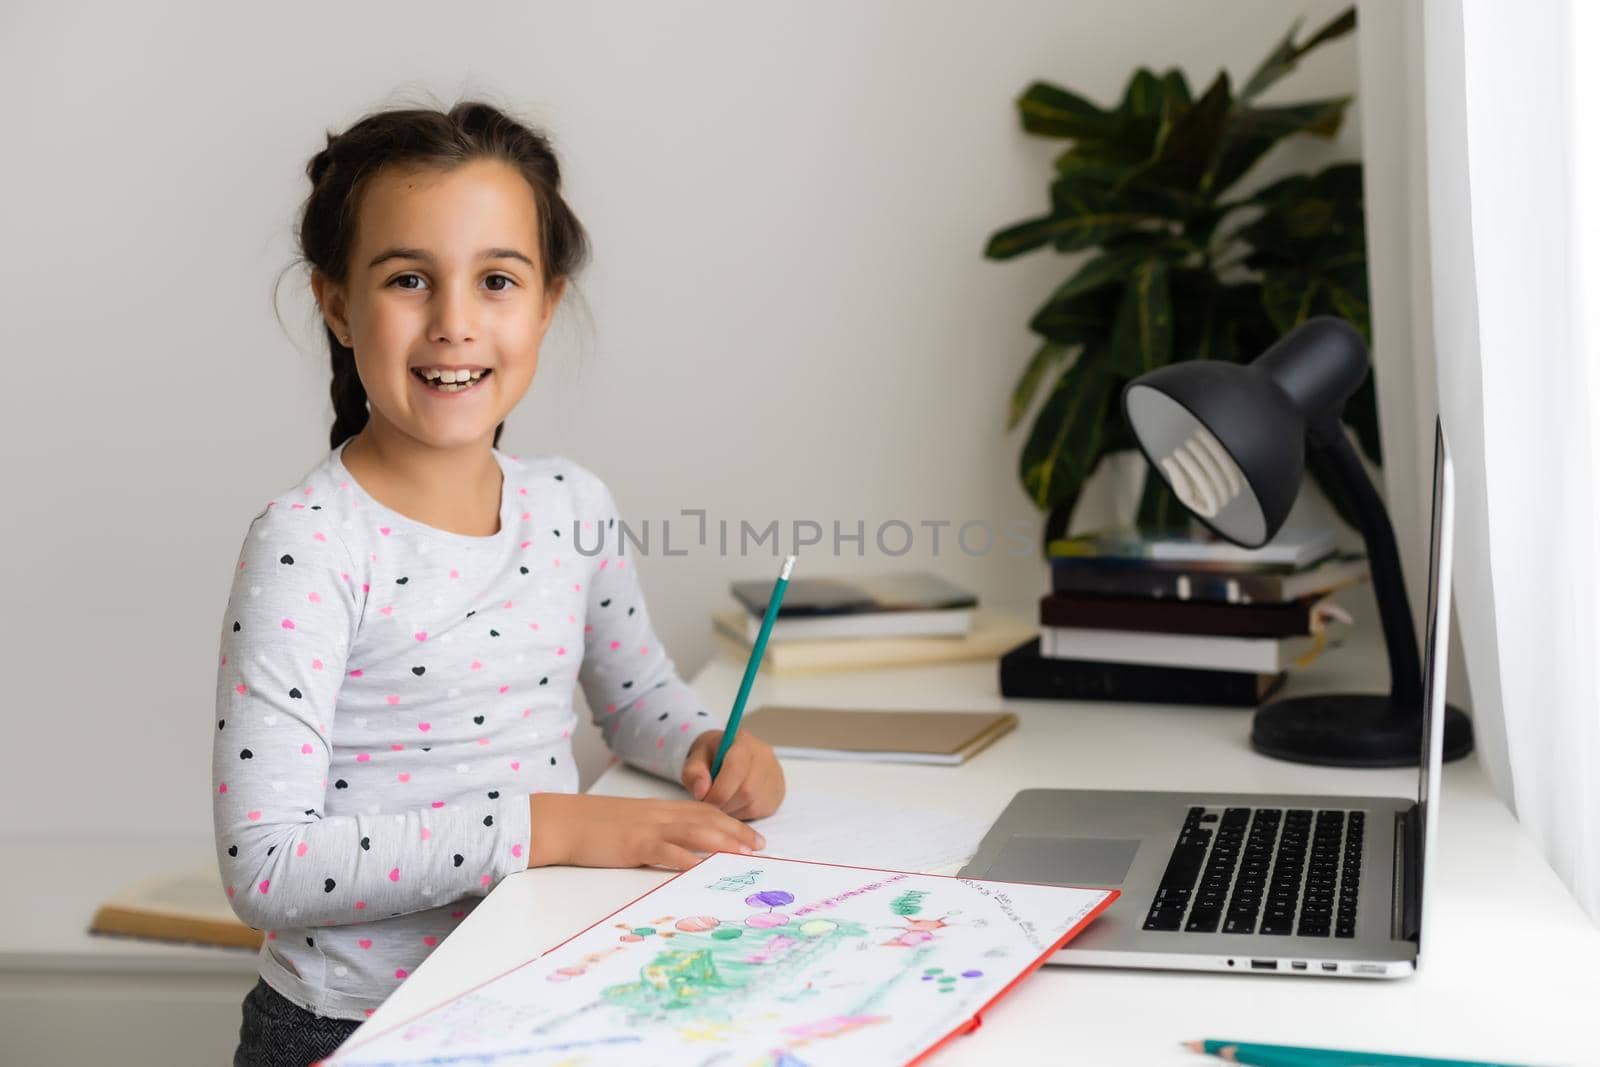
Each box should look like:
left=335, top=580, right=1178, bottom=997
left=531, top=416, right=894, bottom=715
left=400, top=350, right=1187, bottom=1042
left=960, top=416, right=1455, bottom=978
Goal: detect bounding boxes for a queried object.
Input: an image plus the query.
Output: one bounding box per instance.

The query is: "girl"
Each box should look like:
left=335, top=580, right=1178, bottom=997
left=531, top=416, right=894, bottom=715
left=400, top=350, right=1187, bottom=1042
left=215, top=98, right=785, bottom=1066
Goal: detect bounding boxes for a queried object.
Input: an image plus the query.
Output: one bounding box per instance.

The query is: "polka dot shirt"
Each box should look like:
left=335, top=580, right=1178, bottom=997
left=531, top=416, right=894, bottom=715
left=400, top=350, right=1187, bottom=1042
left=211, top=440, right=719, bottom=1020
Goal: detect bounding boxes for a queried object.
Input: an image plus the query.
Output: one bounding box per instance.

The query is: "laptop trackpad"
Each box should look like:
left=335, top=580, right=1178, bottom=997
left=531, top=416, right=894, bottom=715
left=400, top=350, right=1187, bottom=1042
left=987, top=835, right=1142, bottom=887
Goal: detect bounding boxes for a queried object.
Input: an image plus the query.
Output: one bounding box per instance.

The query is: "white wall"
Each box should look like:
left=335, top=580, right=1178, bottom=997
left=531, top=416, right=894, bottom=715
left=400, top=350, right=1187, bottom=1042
left=0, top=0, right=1362, bottom=842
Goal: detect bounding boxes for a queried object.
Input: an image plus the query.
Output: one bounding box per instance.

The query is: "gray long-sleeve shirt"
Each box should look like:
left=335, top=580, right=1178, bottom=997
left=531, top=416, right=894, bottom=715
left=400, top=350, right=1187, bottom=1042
left=212, top=440, right=718, bottom=1019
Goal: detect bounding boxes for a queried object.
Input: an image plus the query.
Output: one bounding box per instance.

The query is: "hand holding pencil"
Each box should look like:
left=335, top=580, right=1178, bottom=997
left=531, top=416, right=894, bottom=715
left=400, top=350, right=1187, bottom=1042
left=681, top=554, right=796, bottom=822
left=682, top=729, right=784, bottom=820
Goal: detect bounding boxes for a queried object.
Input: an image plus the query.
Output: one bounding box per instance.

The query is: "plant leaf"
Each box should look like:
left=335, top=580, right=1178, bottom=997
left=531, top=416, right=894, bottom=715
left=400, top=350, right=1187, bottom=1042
left=1009, top=341, right=1075, bottom=432
left=1107, top=259, right=1173, bottom=375
left=1020, top=345, right=1115, bottom=510
left=1129, top=71, right=1234, bottom=196
left=1017, top=81, right=1120, bottom=140
left=1028, top=285, right=1119, bottom=345
left=1210, top=98, right=1352, bottom=195
left=1159, top=70, right=1193, bottom=110
left=1047, top=175, right=1170, bottom=251
left=1039, top=246, right=1167, bottom=314
left=1239, top=6, right=1357, bottom=102
left=1119, top=68, right=1166, bottom=119
left=983, top=215, right=1108, bottom=259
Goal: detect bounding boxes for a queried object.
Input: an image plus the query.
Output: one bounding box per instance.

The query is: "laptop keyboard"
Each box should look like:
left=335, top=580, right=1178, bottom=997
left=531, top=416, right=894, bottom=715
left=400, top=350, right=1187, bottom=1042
left=1142, top=806, right=1365, bottom=938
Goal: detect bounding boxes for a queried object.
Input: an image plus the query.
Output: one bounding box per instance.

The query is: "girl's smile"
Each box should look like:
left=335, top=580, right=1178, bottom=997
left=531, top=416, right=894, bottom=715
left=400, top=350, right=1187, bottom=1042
left=411, top=365, right=494, bottom=396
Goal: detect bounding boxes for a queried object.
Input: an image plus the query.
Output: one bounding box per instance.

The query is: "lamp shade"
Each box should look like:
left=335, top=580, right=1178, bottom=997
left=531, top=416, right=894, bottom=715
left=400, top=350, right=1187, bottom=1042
left=1121, top=316, right=1369, bottom=548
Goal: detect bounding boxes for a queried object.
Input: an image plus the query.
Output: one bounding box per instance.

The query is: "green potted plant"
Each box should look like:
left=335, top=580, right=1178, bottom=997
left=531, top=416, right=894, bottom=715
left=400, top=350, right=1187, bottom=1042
left=986, top=6, right=1379, bottom=553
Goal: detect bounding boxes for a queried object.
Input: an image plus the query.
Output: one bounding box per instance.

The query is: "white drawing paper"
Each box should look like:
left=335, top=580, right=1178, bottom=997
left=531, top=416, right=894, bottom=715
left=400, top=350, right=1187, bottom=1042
left=328, top=852, right=1114, bottom=1066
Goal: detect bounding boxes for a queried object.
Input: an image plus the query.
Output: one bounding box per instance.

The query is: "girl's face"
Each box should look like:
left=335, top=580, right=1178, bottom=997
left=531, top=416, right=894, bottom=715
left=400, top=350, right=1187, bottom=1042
left=314, top=158, right=565, bottom=452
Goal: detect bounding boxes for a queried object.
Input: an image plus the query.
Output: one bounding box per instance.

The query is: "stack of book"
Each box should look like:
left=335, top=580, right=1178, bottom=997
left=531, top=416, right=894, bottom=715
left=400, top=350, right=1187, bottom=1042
left=712, top=570, right=1036, bottom=676
left=1000, top=524, right=1370, bottom=707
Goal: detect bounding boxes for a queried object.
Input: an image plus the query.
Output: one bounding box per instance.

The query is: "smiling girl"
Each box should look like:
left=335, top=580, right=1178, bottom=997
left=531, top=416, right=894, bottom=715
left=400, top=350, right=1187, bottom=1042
left=214, top=99, right=784, bottom=1066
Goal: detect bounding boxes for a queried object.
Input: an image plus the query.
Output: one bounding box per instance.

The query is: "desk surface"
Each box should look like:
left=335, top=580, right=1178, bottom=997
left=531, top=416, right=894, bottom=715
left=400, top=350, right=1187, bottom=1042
left=354, top=595, right=1600, bottom=1065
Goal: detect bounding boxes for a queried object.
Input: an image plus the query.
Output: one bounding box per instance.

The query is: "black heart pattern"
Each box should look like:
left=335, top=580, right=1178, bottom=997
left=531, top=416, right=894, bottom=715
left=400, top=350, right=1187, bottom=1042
left=520, top=566, right=529, bottom=574
left=280, top=554, right=294, bottom=565
left=539, top=676, right=548, bottom=686
left=324, top=878, right=336, bottom=893
left=628, top=607, right=635, bottom=616
left=483, top=815, right=494, bottom=827
left=239, top=749, right=253, bottom=760
left=622, top=681, right=633, bottom=689
left=453, top=854, right=464, bottom=867
left=473, top=715, right=484, bottom=725
left=267, top=846, right=276, bottom=856
left=233, top=622, right=241, bottom=632
left=218, top=719, right=226, bottom=729
left=554, top=474, right=564, bottom=481
left=289, top=688, right=302, bottom=700
left=600, top=599, right=611, bottom=608
left=489, top=629, right=499, bottom=637
left=306, top=937, right=314, bottom=947
left=228, top=845, right=237, bottom=857
left=657, top=712, right=669, bottom=722
left=549, top=756, right=557, bottom=766
left=412, top=666, right=426, bottom=676
left=334, top=779, right=348, bottom=789
left=360, top=836, right=371, bottom=850
left=396, top=576, right=408, bottom=584
left=487, top=790, right=499, bottom=799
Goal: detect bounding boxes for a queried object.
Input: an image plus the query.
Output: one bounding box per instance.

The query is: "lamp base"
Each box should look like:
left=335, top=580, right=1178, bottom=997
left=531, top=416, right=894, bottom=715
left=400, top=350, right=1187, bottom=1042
left=1250, top=692, right=1474, bottom=768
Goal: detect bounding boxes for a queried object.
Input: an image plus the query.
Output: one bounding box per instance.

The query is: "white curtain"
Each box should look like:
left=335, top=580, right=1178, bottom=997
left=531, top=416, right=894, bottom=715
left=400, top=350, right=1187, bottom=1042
left=1387, top=0, right=1600, bottom=922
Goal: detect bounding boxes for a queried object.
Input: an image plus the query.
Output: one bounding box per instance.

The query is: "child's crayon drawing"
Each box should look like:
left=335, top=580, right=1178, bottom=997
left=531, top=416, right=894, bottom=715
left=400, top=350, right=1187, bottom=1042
left=707, top=867, right=764, bottom=892
left=327, top=853, right=1114, bottom=1066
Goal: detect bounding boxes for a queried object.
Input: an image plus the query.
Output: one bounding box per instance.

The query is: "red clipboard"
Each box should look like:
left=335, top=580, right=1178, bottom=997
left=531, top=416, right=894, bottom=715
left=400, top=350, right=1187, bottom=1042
left=324, top=852, right=1120, bottom=1065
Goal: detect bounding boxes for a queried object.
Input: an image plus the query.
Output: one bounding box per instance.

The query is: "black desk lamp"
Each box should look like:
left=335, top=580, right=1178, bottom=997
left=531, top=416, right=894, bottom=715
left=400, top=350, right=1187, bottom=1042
left=1121, top=316, right=1473, bottom=768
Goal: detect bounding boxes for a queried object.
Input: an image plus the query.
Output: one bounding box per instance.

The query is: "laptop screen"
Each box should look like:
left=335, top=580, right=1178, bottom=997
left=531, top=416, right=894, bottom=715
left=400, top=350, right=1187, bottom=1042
left=1415, top=416, right=1454, bottom=950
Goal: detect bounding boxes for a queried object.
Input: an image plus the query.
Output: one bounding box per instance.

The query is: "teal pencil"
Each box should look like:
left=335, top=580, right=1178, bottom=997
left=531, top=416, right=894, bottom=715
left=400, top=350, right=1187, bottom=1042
left=1185, top=1038, right=1540, bottom=1067
left=710, top=554, right=796, bottom=779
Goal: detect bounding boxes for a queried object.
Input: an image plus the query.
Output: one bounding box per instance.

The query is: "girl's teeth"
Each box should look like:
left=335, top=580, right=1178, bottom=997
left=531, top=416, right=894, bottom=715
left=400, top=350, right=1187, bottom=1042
left=416, top=369, right=488, bottom=392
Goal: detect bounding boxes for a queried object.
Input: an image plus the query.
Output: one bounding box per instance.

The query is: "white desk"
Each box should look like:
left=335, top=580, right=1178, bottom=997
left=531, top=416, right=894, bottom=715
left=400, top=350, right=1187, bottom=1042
left=353, top=593, right=1600, bottom=1065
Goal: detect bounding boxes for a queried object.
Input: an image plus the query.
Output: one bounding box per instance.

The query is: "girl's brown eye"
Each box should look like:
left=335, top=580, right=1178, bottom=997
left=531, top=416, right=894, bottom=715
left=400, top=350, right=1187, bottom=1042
left=388, top=274, right=515, bottom=291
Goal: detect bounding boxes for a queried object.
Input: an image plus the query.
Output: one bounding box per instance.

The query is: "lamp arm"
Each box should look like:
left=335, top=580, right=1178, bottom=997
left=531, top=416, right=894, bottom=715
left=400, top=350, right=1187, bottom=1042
left=1308, top=418, right=1423, bottom=711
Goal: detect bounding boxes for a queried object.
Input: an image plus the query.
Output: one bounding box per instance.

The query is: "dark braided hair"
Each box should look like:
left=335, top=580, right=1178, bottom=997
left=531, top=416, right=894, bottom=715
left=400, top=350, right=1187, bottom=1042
left=291, top=97, right=590, bottom=451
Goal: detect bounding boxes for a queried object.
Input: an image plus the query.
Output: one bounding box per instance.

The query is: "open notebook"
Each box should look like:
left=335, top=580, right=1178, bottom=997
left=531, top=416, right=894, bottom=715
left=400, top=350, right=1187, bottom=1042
left=325, top=851, right=1116, bottom=1066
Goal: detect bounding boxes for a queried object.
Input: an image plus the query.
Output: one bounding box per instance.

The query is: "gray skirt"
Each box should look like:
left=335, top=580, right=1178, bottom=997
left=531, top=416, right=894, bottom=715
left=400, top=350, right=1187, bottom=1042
left=234, top=978, right=363, bottom=1067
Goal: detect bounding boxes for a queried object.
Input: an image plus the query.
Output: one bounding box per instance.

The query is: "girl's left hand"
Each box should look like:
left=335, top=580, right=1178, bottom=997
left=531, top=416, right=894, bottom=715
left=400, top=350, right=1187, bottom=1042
left=681, top=730, right=785, bottom=821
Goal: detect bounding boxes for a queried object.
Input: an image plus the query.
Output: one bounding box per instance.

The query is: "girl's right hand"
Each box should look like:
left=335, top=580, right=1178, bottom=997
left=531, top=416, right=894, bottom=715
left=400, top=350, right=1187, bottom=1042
left=526, top=793, right=767, bottom=871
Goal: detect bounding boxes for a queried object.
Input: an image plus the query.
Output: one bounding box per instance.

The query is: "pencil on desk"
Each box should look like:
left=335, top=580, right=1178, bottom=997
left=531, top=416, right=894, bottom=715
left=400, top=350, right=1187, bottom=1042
left=711, top=553, right=796, bottom=779
left=1184, top=1038, right=1541, bottom=1067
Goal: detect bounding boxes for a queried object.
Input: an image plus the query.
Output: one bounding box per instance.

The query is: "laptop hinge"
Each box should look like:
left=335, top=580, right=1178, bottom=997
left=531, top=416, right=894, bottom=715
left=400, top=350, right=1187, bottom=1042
left=1391, top=807, right=1422, bottom=943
